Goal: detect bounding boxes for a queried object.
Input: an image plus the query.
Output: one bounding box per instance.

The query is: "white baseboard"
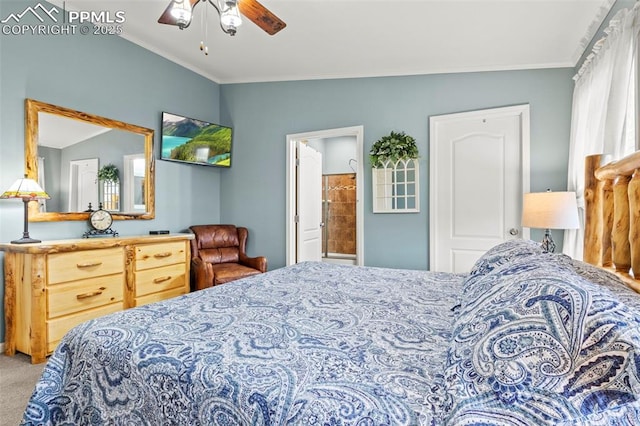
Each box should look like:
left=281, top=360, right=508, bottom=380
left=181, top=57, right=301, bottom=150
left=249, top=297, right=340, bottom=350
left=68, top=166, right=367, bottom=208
left=0, top=342, right=4, bottom=353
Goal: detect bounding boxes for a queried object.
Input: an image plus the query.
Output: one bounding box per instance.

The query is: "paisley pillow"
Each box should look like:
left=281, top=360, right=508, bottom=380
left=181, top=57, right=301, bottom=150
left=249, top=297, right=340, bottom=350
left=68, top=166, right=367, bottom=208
left=462, top=239, right=545, bottom=298
left=556, top=254, right=640, bottom=304
left=444, top=254, right=640, bottom=425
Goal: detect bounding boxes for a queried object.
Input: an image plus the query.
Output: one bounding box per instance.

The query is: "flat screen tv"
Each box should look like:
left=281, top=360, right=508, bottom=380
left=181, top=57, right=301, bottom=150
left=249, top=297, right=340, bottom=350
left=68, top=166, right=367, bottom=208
left=160, top=112, right=232, bottom=168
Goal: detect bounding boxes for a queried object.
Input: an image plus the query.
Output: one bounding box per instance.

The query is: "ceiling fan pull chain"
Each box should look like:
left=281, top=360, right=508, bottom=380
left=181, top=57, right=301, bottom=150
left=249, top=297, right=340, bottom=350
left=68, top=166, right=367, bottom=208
left=205, top=2, right=210, bottom=55
left=199, top=3, right=204, bottom=52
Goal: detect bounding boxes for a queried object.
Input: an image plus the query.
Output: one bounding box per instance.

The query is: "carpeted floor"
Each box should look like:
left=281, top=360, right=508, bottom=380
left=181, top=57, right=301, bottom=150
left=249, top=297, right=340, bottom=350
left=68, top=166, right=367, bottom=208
left=0, top=353, right=45, bottom=426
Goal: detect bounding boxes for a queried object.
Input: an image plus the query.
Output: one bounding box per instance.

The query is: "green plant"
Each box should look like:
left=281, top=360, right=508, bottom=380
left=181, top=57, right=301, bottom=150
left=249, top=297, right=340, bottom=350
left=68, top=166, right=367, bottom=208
left=369, top=131, right=418, bottom=168
left=97, top=164, right=119, bottom=182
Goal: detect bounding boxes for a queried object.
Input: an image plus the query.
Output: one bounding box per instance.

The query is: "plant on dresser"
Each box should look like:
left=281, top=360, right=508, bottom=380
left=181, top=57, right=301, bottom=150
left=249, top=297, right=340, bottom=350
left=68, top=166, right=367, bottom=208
left=0, top=234, right=194, bottom=363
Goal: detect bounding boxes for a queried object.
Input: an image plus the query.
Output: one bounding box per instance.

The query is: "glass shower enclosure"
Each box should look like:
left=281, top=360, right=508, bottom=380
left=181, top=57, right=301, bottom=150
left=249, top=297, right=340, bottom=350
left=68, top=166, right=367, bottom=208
left=321, top=173, right=356, bottom=262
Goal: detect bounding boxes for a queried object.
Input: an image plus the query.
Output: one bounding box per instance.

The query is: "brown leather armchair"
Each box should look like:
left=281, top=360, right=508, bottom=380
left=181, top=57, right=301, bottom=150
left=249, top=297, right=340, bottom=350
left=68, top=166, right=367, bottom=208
left=189, top=224, right=267, bottom=290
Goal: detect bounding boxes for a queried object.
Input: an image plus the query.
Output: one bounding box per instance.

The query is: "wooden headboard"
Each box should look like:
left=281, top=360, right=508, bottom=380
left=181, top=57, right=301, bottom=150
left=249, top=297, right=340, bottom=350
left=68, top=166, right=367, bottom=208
left=584, top=150, right=640, bottom=292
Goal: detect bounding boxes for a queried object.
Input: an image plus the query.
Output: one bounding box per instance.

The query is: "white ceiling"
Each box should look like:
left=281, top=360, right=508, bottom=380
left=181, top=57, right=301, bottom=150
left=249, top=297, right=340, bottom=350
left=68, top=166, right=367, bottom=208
left=39, top=113, right=111, bottom=149
left=53, top=0, right=612, bottom=84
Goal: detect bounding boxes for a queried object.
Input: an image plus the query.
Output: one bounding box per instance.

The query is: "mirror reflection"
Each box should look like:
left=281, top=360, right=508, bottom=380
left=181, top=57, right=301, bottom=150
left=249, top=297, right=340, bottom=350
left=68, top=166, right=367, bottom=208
left=38, top=113, right=146, bottom=214
left=25, top=99, right=155, bottom=222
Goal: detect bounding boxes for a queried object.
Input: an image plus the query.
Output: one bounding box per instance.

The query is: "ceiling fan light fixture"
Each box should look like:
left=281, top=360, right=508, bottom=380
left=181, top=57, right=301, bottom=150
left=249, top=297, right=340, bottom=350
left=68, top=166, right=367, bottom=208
left=170, top=0, right=193, bottom=28
left=158, top=0, right=286, bottom=39
left=220, top=1, right=242, bottom=28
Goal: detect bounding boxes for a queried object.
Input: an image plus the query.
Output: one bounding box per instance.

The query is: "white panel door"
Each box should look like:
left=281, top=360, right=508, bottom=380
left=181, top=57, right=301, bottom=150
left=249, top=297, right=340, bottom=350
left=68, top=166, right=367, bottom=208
left=296, top=142, right=323, bottom=262
left=430, top=105, right=530, bottom=273
left=69, top=158, right=99, bottom=211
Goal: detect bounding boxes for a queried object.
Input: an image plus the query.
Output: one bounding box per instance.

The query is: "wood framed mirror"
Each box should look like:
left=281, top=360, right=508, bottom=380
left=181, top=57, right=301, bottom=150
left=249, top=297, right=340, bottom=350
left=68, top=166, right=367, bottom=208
left=25, top=99, right=155, bottom=222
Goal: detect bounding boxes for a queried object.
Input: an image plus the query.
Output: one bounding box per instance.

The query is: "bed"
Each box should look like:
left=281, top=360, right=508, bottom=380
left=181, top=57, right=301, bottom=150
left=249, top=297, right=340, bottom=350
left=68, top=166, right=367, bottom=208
left=21, top=150, right=640, bottom=425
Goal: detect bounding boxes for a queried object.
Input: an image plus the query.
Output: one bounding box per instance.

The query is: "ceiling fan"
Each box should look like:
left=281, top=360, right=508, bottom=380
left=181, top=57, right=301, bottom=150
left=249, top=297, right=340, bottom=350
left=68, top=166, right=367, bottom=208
left=158, top=0, right=286, bottom=36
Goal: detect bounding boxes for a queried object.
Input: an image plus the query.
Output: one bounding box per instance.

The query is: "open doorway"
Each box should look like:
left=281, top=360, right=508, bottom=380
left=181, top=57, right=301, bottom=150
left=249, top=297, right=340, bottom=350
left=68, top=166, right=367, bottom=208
left=286, top=126, right=364, bottom=266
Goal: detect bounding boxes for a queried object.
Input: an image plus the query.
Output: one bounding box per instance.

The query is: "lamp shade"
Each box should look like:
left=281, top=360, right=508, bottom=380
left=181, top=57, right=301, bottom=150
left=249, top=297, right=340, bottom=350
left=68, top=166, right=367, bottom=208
left=1, top=176, right=50, bottom=200
left=522, top=191, right=579, bottom=230
left=2, top=176, right=50, bottom=244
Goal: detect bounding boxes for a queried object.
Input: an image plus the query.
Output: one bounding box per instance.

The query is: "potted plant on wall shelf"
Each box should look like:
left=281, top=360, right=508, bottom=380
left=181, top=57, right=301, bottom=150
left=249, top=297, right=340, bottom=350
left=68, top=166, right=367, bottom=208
left=369, top=131, right=418, bottom=168
left=97, top=164, right=120, bottom=211
left=97, top=164, right=120, bottom=183
left=370, top=131, right=420, bottom=213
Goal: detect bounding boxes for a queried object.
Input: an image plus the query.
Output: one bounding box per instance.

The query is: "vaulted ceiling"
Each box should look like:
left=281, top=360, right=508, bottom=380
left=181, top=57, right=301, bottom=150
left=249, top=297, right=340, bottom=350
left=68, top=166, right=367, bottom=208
left=53, top=0, right=612, bottom=84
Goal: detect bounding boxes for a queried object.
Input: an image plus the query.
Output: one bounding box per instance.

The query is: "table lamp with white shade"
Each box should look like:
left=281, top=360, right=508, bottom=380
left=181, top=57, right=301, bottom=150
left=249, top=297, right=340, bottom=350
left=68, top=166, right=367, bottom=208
left=521, top=190, right=579, bottom=253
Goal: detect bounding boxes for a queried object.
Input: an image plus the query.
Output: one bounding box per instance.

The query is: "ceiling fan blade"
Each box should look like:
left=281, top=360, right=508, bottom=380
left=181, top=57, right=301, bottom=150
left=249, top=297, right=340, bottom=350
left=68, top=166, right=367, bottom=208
left=158, top=0, right=199, bottom=26
left=238, top=0, right=286, bottom=35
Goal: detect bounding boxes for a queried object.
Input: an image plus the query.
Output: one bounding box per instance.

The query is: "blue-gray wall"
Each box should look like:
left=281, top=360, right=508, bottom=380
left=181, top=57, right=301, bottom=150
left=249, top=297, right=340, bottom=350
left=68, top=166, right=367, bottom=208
left=0, top=1, right=223, bottom=342
left=324, top=137, right=358, bottom=175
left=220, top=69, right=574, bottom=270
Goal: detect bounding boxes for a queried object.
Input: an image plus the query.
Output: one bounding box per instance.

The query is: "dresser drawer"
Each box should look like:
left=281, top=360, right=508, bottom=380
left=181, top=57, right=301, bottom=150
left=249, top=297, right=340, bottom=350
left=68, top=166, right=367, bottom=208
left=47, top=302, right=123, bottom=353
left=135, top=287, right=186, bottom=307
left=47, top=275, right=124, bottom=319
left=136, top=242, right=187, bottom=271
left=135, top=263, right=186, bottom=297
left=48, top=248, right=124, bottom=284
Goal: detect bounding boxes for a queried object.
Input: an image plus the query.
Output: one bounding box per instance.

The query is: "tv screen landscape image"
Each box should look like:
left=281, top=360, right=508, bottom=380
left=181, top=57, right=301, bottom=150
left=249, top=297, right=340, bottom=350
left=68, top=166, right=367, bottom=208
left=161, top=112, right=232, bottom=168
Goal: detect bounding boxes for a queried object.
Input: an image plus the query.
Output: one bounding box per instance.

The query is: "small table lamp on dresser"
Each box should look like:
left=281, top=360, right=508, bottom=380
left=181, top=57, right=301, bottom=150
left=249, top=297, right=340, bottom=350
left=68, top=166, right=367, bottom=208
left=522, top=190, right=579, bottom=253
left=1, top=175, right=50, bottom=244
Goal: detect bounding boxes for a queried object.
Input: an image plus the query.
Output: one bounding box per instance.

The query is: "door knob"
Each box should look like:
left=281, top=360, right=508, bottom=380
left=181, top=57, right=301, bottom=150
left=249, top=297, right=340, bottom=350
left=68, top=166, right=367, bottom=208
left=509, top=228, right=519, bottom=236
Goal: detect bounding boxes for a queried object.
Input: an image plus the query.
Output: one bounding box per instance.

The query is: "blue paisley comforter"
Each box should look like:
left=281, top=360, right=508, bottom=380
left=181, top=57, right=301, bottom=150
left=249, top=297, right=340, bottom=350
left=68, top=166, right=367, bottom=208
left=22, top=261, right=464, bottom=425
left=21, top=242, right=640, bottom=425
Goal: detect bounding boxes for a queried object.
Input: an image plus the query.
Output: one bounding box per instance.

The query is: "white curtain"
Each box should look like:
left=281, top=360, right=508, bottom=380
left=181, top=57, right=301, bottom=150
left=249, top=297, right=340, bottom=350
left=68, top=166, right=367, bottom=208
left=563, top=2, right=640, bottom=260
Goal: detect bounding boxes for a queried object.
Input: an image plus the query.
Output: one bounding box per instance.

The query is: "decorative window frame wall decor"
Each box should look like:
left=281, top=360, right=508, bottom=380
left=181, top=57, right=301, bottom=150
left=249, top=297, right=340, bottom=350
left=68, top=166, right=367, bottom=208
left=369, top=131, right=420, bottom=213
left=372, top=159, right=420, bottom=213
left=98, top=163, right=120, bottom=212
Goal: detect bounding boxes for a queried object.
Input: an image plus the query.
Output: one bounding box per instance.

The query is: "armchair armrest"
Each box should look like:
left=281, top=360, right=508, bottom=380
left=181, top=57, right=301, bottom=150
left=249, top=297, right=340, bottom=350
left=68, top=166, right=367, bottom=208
left=239, top=253, right=268, bottom=273
left=191, top=257, right=215, bottom=291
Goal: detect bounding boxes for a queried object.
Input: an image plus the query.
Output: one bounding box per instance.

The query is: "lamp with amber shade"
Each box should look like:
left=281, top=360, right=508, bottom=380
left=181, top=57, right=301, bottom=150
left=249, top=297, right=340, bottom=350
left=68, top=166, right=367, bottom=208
left=1, top=175, right=50, bottom=244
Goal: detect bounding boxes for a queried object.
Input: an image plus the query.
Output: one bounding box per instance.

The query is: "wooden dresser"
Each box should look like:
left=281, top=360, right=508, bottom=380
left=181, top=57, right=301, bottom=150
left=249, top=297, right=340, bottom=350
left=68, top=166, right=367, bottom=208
left=0, top=234, right=193, bottom=363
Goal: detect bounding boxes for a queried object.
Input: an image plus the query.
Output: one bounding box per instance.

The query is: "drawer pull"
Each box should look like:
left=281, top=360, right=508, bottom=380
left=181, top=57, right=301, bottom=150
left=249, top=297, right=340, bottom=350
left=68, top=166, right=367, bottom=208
left=76, top=287, right=106, bottom=300
left=76, top=261, right=103, bottom=268
left=153, top=276, right=172, bottom=284
left=154, top=252, right=173, bottom=259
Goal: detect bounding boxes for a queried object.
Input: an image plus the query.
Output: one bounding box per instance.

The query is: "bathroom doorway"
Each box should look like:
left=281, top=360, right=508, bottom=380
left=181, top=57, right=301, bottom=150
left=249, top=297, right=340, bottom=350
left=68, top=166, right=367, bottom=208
left=285, top=126, right=364, bottom=266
